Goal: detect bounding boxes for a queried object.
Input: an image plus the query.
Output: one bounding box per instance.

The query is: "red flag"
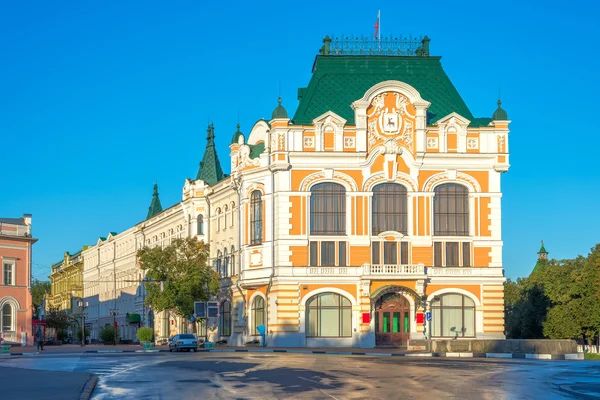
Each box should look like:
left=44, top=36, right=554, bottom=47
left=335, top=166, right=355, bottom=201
left=374, top=10, right=380, bottom=39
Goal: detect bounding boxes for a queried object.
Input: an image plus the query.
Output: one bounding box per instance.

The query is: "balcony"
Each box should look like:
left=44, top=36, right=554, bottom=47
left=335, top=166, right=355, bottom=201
left=238, top=264, right=504, bottom=283
left=364, top=264, right=425, bottom=275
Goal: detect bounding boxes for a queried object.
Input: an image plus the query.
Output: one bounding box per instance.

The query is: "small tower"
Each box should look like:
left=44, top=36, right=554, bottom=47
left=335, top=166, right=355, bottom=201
left=196, top=123, right=225, bottom=185
left=146, top=183, right=163, bottom=219
left=533, top=241, right=548, bottom=272
left=492, top=99, right=508, bottom=121
left=271, top=97, right=288, bottom=120
left=537, top=241, right=548, bottom=260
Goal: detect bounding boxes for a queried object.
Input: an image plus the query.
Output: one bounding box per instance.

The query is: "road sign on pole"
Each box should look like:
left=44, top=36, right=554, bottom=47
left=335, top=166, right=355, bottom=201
left=426, top=311, right=432, bottom=322
left=207, top=301, right=218, bottom=318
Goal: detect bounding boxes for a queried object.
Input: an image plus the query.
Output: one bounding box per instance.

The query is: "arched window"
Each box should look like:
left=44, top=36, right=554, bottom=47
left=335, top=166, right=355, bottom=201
left=231, top=246, right=236, bottom=276
left=433, top=184, right=469, bottom=236
left=431, top=293, right=475, bottom=338
left=310, top=183, right=346, bottom=235
left=372, top=183, right=407, bottom=235
left=306, top=292, right=352, bottom=337
left=220, top=300, right=231, bottom=336
left=216, top=208, right=222, bottom=231
left=224, top=205, right=228, bottom=229
left=216, top=251, right=222, bottom=276
left=250, top=191, right=263, bottom=245
left=230, top=202, right=235, bottom=227
left=1, top=303, right=14, bottom=332
left=197, top=215, right=204, bottom=235
left=251, top=296, right=265, bottom=335
left=223, top=248, right=229, bottom=277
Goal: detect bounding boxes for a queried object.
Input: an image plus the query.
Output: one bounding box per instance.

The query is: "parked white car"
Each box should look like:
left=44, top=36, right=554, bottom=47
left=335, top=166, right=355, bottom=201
left=169, top=334, right=198, bottom=352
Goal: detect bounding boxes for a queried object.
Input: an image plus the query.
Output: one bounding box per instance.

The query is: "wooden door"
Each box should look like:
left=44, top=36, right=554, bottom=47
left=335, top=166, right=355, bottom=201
left=374, top=294, right=410, bottom=347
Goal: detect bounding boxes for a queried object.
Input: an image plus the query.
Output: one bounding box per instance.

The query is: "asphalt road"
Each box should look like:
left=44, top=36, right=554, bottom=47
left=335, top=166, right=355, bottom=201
left=2, top=352, right=600, bottom=399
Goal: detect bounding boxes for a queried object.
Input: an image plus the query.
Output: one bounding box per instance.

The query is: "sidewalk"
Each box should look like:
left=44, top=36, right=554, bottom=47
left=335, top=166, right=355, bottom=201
left=0, top=366, right=96, bottom=400
left=3, top=343, right=170, bottom=354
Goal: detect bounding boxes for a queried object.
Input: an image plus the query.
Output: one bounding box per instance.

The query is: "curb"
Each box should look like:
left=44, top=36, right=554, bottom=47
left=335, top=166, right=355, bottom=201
left=79, top=374, right=98, bottom=400
left=1, top=349, right=585, bottom=360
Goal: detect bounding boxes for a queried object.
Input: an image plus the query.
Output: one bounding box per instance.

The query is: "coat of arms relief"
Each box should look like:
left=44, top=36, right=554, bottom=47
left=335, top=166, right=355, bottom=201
left=367, top=92, right=415, bottom=153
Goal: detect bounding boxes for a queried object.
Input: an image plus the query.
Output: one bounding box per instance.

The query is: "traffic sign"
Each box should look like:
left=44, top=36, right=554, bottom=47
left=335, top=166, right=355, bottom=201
left=207, top=301, right=218, bottom=318
left=425, top=311, right=432, bottom=322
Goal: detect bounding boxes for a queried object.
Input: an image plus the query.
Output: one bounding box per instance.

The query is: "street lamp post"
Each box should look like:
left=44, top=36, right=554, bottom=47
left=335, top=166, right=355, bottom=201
left=110, top=308, right=119, bottom=346
left=78, top=300, right=88, bottom=347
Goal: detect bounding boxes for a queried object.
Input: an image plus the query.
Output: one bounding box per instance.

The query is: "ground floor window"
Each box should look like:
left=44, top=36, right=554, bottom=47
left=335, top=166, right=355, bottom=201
left=431, top=293, right=475, bottom=337
left=1, top=303, right=14, bottom=331
left=252, top=296, right=265, bottom=335
left=306, top=292, right=352, bottom=337
left=220, top=301, right=231, bottom=336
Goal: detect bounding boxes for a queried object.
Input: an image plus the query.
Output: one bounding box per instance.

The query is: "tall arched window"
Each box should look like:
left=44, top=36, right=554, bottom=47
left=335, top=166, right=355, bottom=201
left=310, top=183, right=346, bottom=235
left=1, top=303, right=14, bottom=332
left=250, top=191, right=263, bottom=245
left=224, top=205, right=228, bottom=229
left=216, top=208, right=222, bottom=231
left=433, top=184, right=469, bottom=236
left=197, top=215, right=204, bottom=235
left=223, top=248, right=229, bottom=277
left=216, top=251, right=222, bottom=276
left=306, top=292, right=352, bottom=337
left=431, top=293, right=475, bottom=338
left=220, top=300, right=231, bottom=336
left=252, top=296, right=265, bottom=335
left=231, top=246, right=236, bottom=276
left=372, top=183, right=408, bottom=235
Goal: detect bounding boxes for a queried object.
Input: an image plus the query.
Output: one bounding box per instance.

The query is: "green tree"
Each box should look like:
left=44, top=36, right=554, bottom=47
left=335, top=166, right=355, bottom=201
left=77, top=327, right=90, bottom=342
left=31, top=280, right=51, bottom=318
left=137, top=237, right=219, bottom=321
left=100, top=326, right=116, bottom=343
left=45, top=308, right=71, bottom=332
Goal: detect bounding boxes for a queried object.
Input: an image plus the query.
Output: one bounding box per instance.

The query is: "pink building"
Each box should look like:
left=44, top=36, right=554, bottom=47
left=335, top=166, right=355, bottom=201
left=0, top=214, right=37, bottom=345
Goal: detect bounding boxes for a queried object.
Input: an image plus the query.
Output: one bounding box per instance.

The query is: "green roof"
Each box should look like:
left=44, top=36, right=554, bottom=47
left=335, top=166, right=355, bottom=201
left=492, top=99, right=508, bottom=120
left=249, top=142, right=265, bottom=159
left=146, top=184, right=163, bottom=219
left=539, top=241, right=547, bottom=254
left=231, top=124, right=244, bottom=144
left=292, top=55, right=478, bottom=126
left=196, top=124, right=225, bottom=185
left=271, top=97, right=288, bottom=119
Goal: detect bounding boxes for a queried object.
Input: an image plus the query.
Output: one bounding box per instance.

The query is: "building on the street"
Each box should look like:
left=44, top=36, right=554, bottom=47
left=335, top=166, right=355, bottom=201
left=48, top=249, right=85, bottom=341
left=0, top=214, right=37, bottom=345
left=82, top=35, right=510, bottom=348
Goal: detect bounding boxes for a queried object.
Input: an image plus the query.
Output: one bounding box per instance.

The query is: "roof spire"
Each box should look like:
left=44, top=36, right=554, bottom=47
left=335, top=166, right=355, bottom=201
left=533, top=240, right=549, bottom=272
left=146, top=183, right=163, bottom=219
left=196, top=123, right=225, bottom=185
left=492, top=98, right=508, bottom=120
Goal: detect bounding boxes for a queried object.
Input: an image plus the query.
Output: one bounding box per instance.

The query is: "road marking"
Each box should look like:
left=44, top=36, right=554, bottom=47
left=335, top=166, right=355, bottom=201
left=103, top=359, right=165, bottom=378
left=298, top=376, right=332, bottom=387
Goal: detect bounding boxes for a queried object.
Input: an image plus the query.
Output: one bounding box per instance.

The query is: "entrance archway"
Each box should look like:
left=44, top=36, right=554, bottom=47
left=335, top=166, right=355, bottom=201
left=374, top=293, right=411, bottom=346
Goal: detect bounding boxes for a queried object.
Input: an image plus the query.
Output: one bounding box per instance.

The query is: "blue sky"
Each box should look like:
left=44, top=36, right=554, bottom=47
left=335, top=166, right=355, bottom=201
left=1, top=1, right=599, bottom=281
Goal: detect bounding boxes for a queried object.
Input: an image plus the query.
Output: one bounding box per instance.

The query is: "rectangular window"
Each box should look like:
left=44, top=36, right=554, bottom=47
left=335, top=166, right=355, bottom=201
left=338, top=242, right=346, bottom=266
left=393, top=312, right=400, bottom=333
left=434, top=242, right=442, bottom=267
left=320, top=242, right=335, bottom=266
left=446, top=242, right=459, bottom=266
left=383, top=242, right=397, bottom=264
left=462, top=242, right=471, bottom=267
left=372, top=244, right=380, bottom=265
left=3, top=263, right=14, bottom=286
left=310, top=242, right=318, bottom=266
left=400, top=242, right=409, bottom=265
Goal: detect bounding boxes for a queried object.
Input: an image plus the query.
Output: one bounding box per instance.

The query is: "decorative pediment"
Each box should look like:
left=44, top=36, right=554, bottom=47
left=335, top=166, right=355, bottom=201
left=312, top=111, right=347, bottom=128
left=247, top=120, right=270, bottom=146
left=435, top=112, right=470, bottom=136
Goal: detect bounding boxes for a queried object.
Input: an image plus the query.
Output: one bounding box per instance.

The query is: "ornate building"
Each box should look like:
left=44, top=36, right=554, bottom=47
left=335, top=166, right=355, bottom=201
left=82, top=35, right=510, bottom=347
left=48, top=249, right=85, bottom=339
left=0, top=214, right=36, bottom=345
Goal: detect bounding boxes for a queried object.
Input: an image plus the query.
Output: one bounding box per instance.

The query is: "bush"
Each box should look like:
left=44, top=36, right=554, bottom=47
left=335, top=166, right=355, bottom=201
left=77, top=327, right=90, bottom=342
left=137, top=327, right=153, bottom=343
left=57, top=330, right=68, bottom=343
left=100, top=326, right=116, bottom=344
